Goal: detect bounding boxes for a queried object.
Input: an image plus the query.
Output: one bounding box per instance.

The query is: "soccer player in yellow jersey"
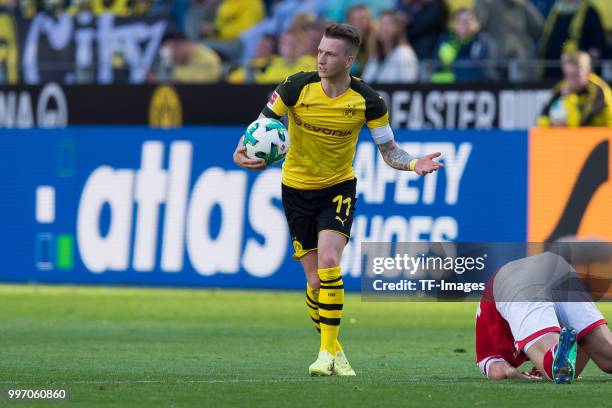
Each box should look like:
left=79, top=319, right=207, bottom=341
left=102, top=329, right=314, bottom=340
left=233, top=23, right=443, bottom=376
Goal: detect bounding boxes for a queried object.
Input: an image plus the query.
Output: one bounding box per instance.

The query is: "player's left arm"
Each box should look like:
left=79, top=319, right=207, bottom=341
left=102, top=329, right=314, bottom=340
left=365, top=90, right=442, bottom=176
left=377, top=138, right=443, bottom=176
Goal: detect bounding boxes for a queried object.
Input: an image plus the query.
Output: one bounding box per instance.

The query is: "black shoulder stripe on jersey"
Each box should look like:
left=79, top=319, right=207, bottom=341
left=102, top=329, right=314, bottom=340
left=276, top=71, right=320, bottom=107
left=581, top=83, right=606, bottom=125
left=261, top=105, right=282, bottom=120
left=350, top=77, right=387, bottom=122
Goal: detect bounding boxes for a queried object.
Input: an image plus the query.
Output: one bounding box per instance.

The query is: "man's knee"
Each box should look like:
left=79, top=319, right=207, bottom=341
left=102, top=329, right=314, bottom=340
left=318, top=251, right=340, bottom=270
left=307, top=275, right=320, bottom=291
left=304, top=266, right=320, bottom=290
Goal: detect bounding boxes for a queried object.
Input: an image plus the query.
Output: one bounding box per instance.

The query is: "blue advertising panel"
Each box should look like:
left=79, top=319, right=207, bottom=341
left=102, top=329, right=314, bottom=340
left=0, top=127, right=527, bottom=290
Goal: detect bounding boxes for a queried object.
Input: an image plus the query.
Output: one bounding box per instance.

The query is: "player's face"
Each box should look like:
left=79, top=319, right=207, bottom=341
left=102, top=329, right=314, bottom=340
left=317, top=36, right=354, bottom=79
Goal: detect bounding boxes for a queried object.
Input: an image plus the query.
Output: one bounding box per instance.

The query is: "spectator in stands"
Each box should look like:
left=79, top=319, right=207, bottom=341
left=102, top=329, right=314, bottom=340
left=324, top=0, right=395, bottom=22
left=153, top=30, right=222, bottom=83
left=131, top=0, right=153, bottom=15
left=538, top=51, right=612, bottom=127
left=149, top=0, right=190, bottom=30
left=0, top=0, right=16, bottom=12
left=294, top=19, right=324, bottom=58
left=227, top=33, right=276, bottom=83
left=397, top=0, right=449, bottom=60
left=69, top=0, right=127, bottom=15
left=238, top=0, right=326, bottom=66
left=362, top=10, right=419, bottom=83
left=184, top=0, right=220, bottom=41
left=253, top=30, right=316, bottom=84
left=475, top=0, right=544, bottom=81
left=347, top=4, right=375, bottom=77
left=18, top=0, right=38, bottom=18
left=43, top=0, right=67, bottom=16
left=68, top=0, right=92, bottom=15
left=539, top=0, right=606, bottom=79
left=92, top=0, right=130, bottom=15
left=431, top=8, right=496, bottom=83
left=0, top=2, right=18, bottom=84
left=201, top=0, right=265, bottom=63
left=531, top=0, right=556, bottom=18
left=201, top=0, right=264, bottom=41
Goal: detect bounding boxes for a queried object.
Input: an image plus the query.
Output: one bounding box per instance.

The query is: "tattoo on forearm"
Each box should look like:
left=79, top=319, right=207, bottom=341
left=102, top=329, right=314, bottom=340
left=378, top=141, right=415, bottom=170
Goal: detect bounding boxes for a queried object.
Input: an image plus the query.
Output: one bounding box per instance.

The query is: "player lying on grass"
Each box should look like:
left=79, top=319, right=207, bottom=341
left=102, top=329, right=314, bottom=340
left=233, top=23, right=443, bottom=376
left=476, top=250, right=612, bottom=383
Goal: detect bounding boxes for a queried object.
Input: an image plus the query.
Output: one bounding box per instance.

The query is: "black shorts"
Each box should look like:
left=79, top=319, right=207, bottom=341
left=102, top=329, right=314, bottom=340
left=282, top=178, right=357, bottom=259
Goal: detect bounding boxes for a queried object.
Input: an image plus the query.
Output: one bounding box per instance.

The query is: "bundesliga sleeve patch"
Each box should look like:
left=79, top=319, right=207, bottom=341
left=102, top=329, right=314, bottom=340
left=266, top=91, right=280, bottom=110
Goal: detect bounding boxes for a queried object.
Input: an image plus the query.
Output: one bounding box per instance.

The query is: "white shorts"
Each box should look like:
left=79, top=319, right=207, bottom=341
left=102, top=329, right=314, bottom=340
left=496, top=301, right=606, bottom=353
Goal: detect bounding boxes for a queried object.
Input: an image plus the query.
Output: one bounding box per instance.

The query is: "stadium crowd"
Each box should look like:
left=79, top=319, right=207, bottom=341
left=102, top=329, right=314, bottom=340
left=1, top=0, right=612, bottom=84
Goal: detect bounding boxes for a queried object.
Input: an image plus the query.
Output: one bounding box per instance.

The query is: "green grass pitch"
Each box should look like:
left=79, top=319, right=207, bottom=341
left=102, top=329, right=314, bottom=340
left=1, top=284, right=611, bottom=407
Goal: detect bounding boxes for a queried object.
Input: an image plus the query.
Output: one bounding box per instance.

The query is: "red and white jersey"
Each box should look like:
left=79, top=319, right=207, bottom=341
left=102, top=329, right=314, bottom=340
left=475, top=298, right=528, bottom=374
left=475, top=268, right=561, bottom=376
left=475, top=253, right=607, bottom=377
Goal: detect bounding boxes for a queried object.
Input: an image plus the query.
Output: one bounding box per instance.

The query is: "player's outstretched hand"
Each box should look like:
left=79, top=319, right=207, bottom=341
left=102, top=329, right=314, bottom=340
left=233, top=137, right=267, bottom=171
left=513, top=366, right=542, bottom=380
left=415, top=152, right=444, bottom=176
left=518, top=371, right=543, bottom=380
left=524, top=366, right=543, bottom=379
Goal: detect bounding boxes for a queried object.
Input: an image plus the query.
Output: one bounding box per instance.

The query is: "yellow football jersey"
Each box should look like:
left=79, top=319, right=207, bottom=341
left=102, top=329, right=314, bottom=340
left=262, top=71, right=389, bottom=190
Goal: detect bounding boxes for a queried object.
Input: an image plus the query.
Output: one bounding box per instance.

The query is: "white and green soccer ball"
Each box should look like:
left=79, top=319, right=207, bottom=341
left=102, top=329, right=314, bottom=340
left=243, top=118, right=290, bottom=165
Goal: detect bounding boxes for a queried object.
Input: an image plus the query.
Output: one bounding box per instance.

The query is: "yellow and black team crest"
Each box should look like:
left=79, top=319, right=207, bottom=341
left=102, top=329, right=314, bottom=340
left=149, top=85, right=183, bottom=128
left=344, top=104, right=356, bottom=119
left=292, top=239, right=303, bottom=253
left=292, top=239, right=310, bottom=259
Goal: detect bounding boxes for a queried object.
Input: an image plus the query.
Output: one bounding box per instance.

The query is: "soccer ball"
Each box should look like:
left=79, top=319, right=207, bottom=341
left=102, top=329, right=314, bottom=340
left=243, top=118, right=290, bottom=165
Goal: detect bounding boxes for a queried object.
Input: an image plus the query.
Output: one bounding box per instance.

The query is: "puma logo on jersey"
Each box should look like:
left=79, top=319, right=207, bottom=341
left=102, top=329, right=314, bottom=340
left=335, top=216, right=347, bottom=227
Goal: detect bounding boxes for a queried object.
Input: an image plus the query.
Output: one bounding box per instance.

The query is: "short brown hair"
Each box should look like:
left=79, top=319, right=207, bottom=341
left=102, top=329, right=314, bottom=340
left=324, top=23, right=361, bottom=54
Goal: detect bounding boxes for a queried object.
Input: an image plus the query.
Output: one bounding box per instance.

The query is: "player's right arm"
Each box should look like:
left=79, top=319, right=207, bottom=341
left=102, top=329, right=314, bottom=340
left=476, top=301, right=540, bottom=381
left=486, top=360, right=542, bottom=381
left=233, top=113, right=267, bottom=170
left=233, top=75, right=297, bottom=171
